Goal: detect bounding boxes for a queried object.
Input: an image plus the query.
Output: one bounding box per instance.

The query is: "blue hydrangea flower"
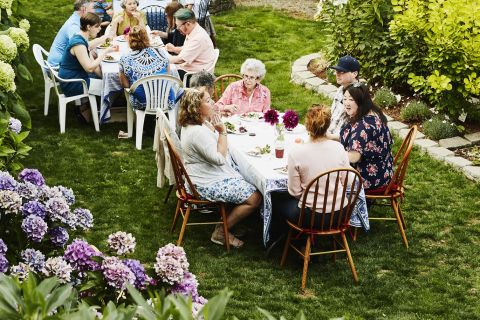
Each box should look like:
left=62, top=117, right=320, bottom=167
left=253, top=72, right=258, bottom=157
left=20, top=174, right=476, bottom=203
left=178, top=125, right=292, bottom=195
left=21, top=200, right=46, bottom=219
left=45, top=197, right=70, bottom=223
left=123, top=259, right=150, bottom=290
left=171, top=271, right=206, bottom=304
left=52, top=186, right=75, bottom=205
left=0, top=171, right=17, bottom=191
left=8, top=117, right=21, bottom=134
left=18, top=169, right=45, bottom=186
left=64, top=239, right=102, bottom=272
left=0, top=190, right=22, bottom=214
left=16, top=181, right=39, bottom=201
left=0, top=238, right=7, bottom=255
left=0, top=254, right=9, bottom=273
left=21, top=248, right=45, bottom=272
left=49, top=226, right=69, bottom=247
left=74, top=208, right=94, bottom=230
left=21, top=215, right=48, bottom=242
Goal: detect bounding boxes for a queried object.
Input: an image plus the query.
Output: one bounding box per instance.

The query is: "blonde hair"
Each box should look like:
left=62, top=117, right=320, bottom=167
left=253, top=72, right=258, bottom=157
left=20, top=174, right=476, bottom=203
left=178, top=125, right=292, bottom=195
left=178, top=88, right=208, bottom=127
left=305, top=105, right=331, bottom=139
left=128, top=26, right=149, bottom=50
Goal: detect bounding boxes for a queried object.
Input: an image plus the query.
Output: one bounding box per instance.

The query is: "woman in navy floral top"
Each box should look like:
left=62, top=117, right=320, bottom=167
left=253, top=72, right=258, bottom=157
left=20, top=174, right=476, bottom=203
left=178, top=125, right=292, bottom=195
left=340, top=83, right=394, bottom=191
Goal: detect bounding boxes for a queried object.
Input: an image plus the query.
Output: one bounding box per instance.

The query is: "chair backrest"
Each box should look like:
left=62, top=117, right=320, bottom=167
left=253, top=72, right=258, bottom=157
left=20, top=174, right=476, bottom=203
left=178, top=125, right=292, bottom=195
left=164, top=128, right=200, bottom=201
left=213, top=74, right=241, bottom=101
left=182, top=72, right=196, bottom=88
left=385, top=125, right=417, bottom=194
left=297, top=168, right=362, bottom=232
left=143, top=5, right=168, bottom=32
left=32, top=44, right=52, bottom=79
left=130, top=74, right=183, bottom=114
left=196, top=0, right=211, bottom=28
left=45, top=61, right=88, bottom=98
left=208, top=48, right=220, bottom=74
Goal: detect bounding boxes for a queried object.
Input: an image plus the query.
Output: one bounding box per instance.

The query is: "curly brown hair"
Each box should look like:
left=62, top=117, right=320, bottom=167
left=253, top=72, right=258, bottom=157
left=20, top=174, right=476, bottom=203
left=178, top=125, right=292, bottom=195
left=128, top=26, right=149, bottom=50
left=178, top=88, right=208, bottom=127
left=305, top=104, right=331, bottom=139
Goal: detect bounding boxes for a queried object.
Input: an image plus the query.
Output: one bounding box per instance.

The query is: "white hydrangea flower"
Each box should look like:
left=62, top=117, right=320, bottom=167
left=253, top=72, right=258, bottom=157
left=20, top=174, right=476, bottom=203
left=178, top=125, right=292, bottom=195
left=107, top=231, right=136, bottom=255
left=42, top=257, right=73, bottom=284
left=332, top=0, right=348, bottom=6
left=19, top=19, right=30, bottom=32
left=0, top=60, right=16, bottom=92
left=0, top=0, right=13, bottom=10
left=8, top=27, right=29, bottom=53
left=0, top=35, right=17, bottom=63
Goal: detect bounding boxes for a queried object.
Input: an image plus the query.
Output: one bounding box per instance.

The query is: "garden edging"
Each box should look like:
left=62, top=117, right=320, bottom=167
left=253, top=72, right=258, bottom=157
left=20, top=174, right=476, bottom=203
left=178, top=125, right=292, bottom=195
left=290, top=53, right=480, bottom=183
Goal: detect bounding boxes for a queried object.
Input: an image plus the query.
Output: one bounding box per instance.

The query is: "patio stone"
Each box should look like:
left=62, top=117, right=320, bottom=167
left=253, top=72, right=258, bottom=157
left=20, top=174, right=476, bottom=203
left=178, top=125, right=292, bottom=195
left=291, top=71, right=316, bottom=85
left=414, top=139, right=438, bottom=150
left=399, top=128, right=425, bottom=140
left=426, top=146, right=454, bottom=161
left=291, top=64, right=308, bottom=73
left=463, top=166, right=480, bottom=182
left=387, top=121, right=408, bottom=134
left=304, top=77, right=326, bottom=90
left=444, top=156, right=473, bottom=169
left=385, top=114, right=393, bottom=122
left=464, top=132, right=480, bottom=143
left=438, top=136, right=471, bottom=149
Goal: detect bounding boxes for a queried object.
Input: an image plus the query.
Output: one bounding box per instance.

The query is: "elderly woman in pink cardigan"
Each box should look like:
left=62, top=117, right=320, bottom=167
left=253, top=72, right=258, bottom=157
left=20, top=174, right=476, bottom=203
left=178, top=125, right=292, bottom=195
left=214, top=58, right=271, bottom=115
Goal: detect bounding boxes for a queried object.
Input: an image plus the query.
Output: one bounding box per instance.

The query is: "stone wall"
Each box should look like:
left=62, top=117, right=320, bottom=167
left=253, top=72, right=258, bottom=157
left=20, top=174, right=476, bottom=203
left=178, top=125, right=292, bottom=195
left=210, top=0, right=236, bottom=14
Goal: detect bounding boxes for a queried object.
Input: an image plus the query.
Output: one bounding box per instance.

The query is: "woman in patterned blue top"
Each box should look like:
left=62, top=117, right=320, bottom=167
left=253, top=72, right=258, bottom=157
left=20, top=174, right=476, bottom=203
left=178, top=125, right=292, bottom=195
left=340, top=83, right=394, bottom=192
left=59, top=13, right=114, bottom=97
left=119, top=25, right=175, bottom=110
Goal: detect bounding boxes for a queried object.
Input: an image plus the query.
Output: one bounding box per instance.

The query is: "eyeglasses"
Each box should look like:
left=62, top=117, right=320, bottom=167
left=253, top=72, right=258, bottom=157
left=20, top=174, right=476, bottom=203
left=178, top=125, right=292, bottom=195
left=243, top=74, right=260, bottom=81
left=176, top=21, right=189, bottom=29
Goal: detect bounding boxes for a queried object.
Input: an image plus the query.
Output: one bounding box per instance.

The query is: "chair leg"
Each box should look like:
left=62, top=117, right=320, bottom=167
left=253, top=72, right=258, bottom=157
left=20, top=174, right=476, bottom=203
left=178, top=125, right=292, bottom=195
left=164, top=184, right=174, bottom=204
left=127, top=106, right=134, bottom=138
left=135, top=110, right=146, bottom=150
left=280, top=229, right=293, bottom=267
left=59, top=98, right=67, bottom=134
left=397, top=201, right=407, bottom=230
left=88, top=95, right=100, bottom=132
left=392, top=198, right=409, bottom=248
left=44, top=84, right=51, bottom=116
left=177, top=204, right=191, bottom=246
left=170, top=200, right=182, bottom=233
left=352, top=227, right=358, bottom=241
left=341, top=232, right=359, bottom=284
left=332, top=238, right=337, bottom=263
left=219, top=204, right=230, bottom=252
left=301, top=236, right=311, bottom=290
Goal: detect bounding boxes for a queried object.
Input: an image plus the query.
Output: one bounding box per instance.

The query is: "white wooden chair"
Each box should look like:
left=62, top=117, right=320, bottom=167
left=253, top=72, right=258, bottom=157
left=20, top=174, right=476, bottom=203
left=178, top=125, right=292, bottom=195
left=208, top=48, right=220, bottom=73
left=125, top=74, right=183, bottom=150
left=46, top=62, right=100, bottom=133
left=32, top=44, right=57, bottom=116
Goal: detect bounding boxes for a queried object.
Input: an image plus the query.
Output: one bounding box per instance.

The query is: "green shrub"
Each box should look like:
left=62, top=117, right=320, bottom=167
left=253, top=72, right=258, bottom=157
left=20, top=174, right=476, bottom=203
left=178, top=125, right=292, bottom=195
left=400, top=100, right=430, bottom=122
left=373, top=87, right=397, bottom=108
left=422, top=117, right=459, bottom=140
left=326, top=68, right=336, bottom=84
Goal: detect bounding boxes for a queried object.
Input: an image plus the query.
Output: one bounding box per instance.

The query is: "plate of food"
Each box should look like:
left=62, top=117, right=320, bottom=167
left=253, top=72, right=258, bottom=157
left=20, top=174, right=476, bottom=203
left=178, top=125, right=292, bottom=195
left=97, top=39, right=112, bottom=49
left=103, top=55, right=118, bottom=63
left=246, top=144, right=271, bottom=157
left=240, top=112, right=263, bottom=121
left=224, top=121, right=248, bottom=134
left=150, top=37, right=164, bottom=47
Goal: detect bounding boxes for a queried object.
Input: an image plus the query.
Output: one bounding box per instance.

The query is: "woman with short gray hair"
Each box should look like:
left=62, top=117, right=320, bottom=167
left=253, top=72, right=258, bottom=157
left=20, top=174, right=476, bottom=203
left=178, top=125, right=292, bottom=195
left=215, top=58, right=271, bottom=115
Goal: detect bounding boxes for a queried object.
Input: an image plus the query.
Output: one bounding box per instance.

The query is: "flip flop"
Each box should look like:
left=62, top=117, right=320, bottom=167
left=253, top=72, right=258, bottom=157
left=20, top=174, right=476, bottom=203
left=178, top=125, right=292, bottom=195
left=211, top=230, right=244, bottom=248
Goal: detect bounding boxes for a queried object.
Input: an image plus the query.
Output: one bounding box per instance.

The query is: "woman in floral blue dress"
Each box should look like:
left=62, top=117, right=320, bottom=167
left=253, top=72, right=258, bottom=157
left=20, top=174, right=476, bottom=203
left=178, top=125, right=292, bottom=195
left=119, top=26, right=175, bottom=110
left=340, top=83, right=394, bottom=192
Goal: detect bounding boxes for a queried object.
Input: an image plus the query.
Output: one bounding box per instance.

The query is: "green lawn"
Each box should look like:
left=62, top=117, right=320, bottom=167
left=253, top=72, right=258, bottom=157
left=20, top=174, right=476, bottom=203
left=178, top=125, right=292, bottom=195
left=18, top=1, right=480, bottom=319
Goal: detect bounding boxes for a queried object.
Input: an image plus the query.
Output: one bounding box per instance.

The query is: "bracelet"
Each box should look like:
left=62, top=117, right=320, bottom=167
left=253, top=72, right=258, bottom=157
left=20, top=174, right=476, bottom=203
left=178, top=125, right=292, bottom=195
left=219, top=132, right=227, bottom=136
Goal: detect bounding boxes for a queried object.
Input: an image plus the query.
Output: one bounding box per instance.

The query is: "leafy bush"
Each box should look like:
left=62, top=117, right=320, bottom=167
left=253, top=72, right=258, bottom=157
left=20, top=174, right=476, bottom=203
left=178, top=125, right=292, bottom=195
left=400, top=100, right=430, bottom=122
left=422, top=117, right=459, bottom=140
left=0, top=0, right=33, bottom=173
left=373, top=87, right=397, bottom=108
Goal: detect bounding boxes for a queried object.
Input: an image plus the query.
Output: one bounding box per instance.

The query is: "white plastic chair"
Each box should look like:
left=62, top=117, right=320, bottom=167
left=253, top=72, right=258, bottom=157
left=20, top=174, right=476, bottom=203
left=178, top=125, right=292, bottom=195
left=46, top=63, right=100, bottom=133
left=182, top=72, right=196, bottom=88
left=32, top=44, right=57, bottom=116
left=208, top=48, right=220, bottom=73
left=125, top=74, right=183, bottom=150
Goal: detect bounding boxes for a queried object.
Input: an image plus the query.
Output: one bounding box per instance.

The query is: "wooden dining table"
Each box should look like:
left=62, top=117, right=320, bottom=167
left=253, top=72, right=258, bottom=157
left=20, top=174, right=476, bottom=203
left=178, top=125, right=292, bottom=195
left=225, top=114, right=370, bottom=246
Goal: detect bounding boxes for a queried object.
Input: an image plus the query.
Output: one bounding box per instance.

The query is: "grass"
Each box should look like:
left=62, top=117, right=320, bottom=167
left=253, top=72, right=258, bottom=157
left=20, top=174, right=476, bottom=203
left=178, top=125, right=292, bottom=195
left=17, top=1, right=480, bottom=319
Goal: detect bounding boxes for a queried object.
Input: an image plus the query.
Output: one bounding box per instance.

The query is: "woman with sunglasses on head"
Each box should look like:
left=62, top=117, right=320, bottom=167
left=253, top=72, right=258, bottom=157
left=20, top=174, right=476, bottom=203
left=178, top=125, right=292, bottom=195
left=340, top=83, right=394, bottom=192
left=214, top=58, right=271, bottom=116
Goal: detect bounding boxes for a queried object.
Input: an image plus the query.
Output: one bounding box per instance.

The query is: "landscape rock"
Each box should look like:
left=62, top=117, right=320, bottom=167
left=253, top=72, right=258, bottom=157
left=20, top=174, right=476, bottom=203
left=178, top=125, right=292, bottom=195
left=387, top=121, right=408, bottom=134
left=444, top=156, right=473, bottom=169
left=399, top=128, right=425, bottom=140
left=464, top=132, right=480, bottom=143
left=304, top=77, right=326, bottom=90
left=294, top=53, right=321, bottom=66
left=463, top=166, right=480, bottom=182
left=291, top=64, right=308, bottom=73
left=291, top=71, right=316, bottom=85
left=438, top=136, right=471, bottom=149
left=316, top=84, right=338, bottom=99
left=426, top=147, right=454, bottom=161
left=414, top=139, right=438, bottom=150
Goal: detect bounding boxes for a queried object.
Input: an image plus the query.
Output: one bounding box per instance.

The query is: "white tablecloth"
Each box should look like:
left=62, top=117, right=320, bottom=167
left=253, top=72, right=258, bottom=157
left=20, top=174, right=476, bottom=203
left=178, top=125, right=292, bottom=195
left=99, top=40, right=180, bottom=123
left=226, top=117, right=369, bottom=246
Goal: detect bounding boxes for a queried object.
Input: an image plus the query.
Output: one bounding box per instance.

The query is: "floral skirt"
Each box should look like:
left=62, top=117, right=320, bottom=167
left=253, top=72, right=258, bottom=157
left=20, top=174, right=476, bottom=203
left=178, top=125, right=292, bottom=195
left=195, top=178, right=256, bottom=204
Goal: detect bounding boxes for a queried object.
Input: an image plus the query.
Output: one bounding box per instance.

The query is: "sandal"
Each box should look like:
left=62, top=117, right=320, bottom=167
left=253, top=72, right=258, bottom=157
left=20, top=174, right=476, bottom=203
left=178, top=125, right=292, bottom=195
left=211, top=227, right=244, bottom=248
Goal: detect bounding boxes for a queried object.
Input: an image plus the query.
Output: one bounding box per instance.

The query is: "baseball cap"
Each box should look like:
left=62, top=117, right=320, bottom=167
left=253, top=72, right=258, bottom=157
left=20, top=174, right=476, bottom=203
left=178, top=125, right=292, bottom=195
left=329, top=55, right=360, bottom=73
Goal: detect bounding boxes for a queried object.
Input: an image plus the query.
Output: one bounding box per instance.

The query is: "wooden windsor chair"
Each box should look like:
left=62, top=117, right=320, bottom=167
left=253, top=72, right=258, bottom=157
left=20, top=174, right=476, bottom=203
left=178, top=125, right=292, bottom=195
left=213, top=74, right=242, bottom=102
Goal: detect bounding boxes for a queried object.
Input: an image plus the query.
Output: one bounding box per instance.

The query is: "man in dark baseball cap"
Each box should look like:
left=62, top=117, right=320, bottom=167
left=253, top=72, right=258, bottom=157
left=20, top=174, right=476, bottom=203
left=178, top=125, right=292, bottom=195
left=326, top=55, right=361, bottom=140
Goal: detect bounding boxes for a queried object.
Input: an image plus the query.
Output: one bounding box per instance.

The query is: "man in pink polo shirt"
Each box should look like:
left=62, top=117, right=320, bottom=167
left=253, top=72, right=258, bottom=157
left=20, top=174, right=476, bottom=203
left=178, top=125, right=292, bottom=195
left=165, top=9, right=215, bottom=79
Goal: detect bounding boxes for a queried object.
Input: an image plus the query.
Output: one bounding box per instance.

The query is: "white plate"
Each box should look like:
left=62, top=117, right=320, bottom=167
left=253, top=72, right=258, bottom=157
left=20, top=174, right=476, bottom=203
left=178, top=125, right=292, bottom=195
left=226, top=128, right=248, bottom=135
left=103, top=57, right=118, bottom=63
left=240, top=112, right=263, bottom=121
left=115, top=35, right=127, bottom=42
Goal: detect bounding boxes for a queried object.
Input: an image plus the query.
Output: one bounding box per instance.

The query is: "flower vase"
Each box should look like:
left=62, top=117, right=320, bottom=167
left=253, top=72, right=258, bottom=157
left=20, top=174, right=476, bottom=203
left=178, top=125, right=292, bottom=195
left=274, top=123, right=285, bottom=158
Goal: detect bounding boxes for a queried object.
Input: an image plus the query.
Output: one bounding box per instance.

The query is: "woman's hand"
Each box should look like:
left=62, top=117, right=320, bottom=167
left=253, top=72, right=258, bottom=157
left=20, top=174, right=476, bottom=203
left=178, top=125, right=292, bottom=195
left=165, top=43, right=176, bottom=53
left=131, top=11, right=141, bottom=20
left=211, top=113, right=226, bottom=134
left=222, top=104, right=238, bottom=116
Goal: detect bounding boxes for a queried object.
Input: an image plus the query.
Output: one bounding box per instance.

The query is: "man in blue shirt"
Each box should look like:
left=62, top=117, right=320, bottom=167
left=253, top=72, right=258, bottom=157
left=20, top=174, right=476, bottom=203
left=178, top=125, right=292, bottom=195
left=48, top=0, right=107, bottom=66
